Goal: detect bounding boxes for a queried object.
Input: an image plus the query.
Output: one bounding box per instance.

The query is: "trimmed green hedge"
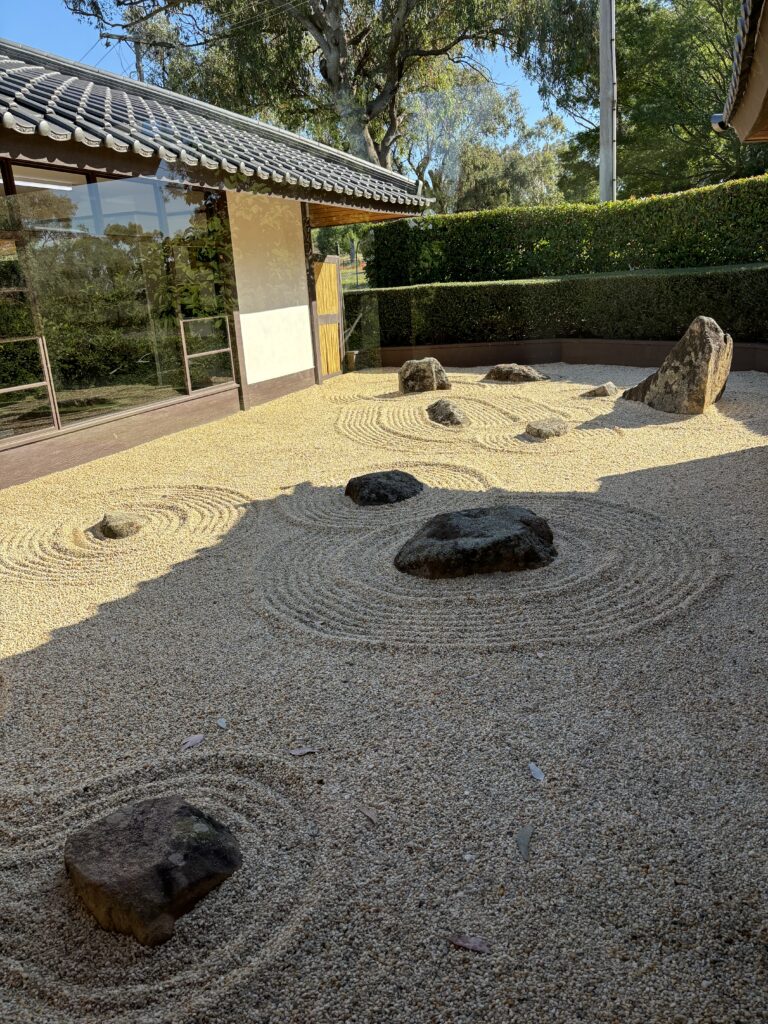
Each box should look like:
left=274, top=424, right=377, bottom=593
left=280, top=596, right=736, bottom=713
left=345, top=264, right=768, bottom=348
left=367, top=176, right=768, bottom=287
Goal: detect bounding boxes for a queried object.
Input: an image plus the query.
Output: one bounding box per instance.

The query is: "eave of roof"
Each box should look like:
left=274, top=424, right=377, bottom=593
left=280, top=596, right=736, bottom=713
left=713, top=0, right=766, bottom=132
left=0, top=38, right=431, bottom=213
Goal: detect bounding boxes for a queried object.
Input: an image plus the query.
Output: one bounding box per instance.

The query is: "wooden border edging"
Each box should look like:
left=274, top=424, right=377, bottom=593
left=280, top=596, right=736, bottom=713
left=377, top=338, right=768, bottom=372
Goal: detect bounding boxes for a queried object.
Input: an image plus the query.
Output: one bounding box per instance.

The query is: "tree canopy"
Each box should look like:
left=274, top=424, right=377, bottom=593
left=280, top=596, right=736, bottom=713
left=529, top=0, right=768, bottom=198
left=65, top=0, right=562, bottom=169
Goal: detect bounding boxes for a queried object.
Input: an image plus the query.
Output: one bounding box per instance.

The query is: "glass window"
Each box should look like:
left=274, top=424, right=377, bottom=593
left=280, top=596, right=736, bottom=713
left=188, top=350, right=234, bottom=391
left=0, top=339, right=45, bottom=389
left=11, top=176, right=237, bottom=426
left=182, top=315, right=230, bottom=355
left=11, top=165, right=94, bottom=234
left=0, top=387, right=55, bottom=438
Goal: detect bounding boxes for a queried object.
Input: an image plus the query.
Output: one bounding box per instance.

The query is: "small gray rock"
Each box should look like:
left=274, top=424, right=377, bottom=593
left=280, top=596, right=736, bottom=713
left=622, top=315, right=732, bottom=414
left=398, top=357, right=451, bottom=394
left=525, top=417, right=572, bottom=439
left=483, top=363, right=549, bottom=383
left=64, top=795, right=242, bottom=946
left=98, top=511, right=142, bottom=539
left=345, top=470, right=424, bottom=506
left=427, top=399, right=466, bottom=426
left=394, top=505, right=557, bottom=579
left=583, top=381, right=620, bottom=397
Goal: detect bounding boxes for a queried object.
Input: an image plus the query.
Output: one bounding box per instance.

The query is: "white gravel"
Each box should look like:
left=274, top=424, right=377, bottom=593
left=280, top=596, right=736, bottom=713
left=0, top=363, right=767, bottom=1024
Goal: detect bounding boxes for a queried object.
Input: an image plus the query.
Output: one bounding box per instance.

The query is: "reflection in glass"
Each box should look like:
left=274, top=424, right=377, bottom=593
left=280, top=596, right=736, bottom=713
left=2, top=175, right=238, bottom=428
left=0, top=339, right=45, bottom=388
left=188, top=350, right=234, bottom=391
left=0, top=386, right=54, bottom=438
left=182, top=315, right=230, bottom=355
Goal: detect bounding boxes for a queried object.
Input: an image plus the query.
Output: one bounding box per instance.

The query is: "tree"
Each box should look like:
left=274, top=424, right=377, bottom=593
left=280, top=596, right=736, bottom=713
left=454, top=112, right=565, bottom=210
left=396, top=62, right=512, bottom=211
left=65, top=0, right=567, bottom=169
left=524, top=0, right=768, bottom=198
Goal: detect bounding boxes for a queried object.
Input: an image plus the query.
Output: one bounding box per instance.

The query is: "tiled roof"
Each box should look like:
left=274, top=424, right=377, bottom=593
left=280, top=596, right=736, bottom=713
left=0, top=38, right=429, bottom=211
left=714, top=0, right=765, bottom=129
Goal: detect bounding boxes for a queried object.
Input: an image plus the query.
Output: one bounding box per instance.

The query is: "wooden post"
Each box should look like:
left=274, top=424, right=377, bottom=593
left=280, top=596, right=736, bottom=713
left=599, top=0, right=617, bottom=202
left=300, top=201, right=323, bottom=384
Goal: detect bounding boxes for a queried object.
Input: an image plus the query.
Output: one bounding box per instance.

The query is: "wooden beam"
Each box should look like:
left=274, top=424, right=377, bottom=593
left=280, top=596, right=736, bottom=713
left=300, top=201, right=323, bottom=385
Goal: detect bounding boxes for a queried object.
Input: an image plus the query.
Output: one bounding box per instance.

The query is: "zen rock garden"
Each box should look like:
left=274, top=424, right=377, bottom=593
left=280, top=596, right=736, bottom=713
left=59, top=315, right=736, bottom=955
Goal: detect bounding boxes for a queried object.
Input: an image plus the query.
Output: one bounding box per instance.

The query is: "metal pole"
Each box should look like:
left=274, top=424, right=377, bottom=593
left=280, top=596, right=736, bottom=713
left=599, top=0, right=617, bottom=202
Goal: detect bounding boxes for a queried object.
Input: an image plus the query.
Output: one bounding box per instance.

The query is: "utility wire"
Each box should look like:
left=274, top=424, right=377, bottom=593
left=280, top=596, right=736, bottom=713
left=77, top=38, right=101, bottom=63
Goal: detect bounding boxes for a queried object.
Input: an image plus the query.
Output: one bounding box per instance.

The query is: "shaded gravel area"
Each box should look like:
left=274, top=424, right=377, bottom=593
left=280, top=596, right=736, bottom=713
left=0, top=365, right=766, bottom=1023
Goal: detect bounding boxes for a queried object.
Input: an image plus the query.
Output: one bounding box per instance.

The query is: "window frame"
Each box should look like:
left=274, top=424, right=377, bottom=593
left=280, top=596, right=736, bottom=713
left=0, top=159, right=241, bottom=452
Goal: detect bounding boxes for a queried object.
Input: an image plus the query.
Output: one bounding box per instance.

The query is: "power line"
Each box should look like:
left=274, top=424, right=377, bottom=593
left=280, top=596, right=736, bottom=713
left=77, top=38, right=100, bottom=63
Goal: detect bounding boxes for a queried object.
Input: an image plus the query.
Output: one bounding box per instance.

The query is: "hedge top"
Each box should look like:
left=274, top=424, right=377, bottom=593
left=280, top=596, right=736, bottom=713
left=366, top=174, right=768, bottom=287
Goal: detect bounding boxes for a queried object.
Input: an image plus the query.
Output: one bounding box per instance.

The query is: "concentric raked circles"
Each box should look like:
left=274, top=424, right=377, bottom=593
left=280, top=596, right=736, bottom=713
left=0, top=485, right=255, bottom=586
left=255, top=494, right=722, bottom=650
left=0, top=749, right=336, bottom=1024
left=334, top=391, right=616, bottom=454
left=274, top=461, right=499, bottom=531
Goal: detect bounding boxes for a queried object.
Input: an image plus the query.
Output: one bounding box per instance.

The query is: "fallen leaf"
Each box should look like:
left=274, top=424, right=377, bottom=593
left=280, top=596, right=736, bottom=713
left=289, top=746, right=317, bottom=757
left=217, top=718, right=228, bottom=729
left=181, top=734, right=205, bottom=750
left=516, top=824, right=533, bottom=862
left=360, top=806, right=379, bottom=826
left=447, top=933, right=491, bottom=954
left=528, top=761, right=545, bottom=781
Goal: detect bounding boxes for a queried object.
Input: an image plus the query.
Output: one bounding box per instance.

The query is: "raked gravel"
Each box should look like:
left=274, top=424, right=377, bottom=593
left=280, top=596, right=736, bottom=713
left=0, top=364, right=766, bottom=1024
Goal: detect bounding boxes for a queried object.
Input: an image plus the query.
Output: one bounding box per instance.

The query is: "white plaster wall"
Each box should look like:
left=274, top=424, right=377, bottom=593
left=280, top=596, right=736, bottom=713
left=227, top=192, right=314, bottom=385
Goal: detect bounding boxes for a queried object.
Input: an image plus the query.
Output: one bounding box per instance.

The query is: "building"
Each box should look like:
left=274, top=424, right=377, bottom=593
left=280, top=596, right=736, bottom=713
left=0, top=39, right=429, bottom=486
left=712, top=0, right=768, bottom=141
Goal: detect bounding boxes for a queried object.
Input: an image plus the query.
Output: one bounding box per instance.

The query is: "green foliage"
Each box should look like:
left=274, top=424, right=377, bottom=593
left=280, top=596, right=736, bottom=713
left=69, top=0, right=541, bottom=170
left=454, top=114, right=565, bottom=212
left=367, top=175, right=768, bottom=287
left=524, top=0, right=768, bottom=199
left=345, top=263, right=768, bottom=347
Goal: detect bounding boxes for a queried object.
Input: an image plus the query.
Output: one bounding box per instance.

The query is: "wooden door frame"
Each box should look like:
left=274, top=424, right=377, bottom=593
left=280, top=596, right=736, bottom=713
left=314, top=254, right=345, bottom=377
left=300, top=201, right=324, bottom=385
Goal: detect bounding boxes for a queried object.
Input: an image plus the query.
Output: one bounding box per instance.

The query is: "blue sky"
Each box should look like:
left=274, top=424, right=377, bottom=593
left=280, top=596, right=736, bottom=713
left=1, top=2, right=568, bottom=134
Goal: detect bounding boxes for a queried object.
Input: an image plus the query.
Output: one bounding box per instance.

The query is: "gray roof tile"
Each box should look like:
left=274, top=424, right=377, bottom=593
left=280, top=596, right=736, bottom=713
left=0, top=38, right=429, bottom=211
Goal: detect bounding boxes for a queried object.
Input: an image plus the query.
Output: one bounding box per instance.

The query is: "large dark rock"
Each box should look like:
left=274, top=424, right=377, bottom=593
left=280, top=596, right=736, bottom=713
left=98, top=511, right=142, bottom=539
left=64, top=795, right=242, bottom=946
left=483, top=364, right=549, bottom=383
left=622, top=316, right=732, bottom=414
left=398, top=357, right=451, bottom=394
left=394, top=505, right=557, bottom=579
left=345, top=470, right=424, bottom=506
left=427, top=398, right=466, bottom=426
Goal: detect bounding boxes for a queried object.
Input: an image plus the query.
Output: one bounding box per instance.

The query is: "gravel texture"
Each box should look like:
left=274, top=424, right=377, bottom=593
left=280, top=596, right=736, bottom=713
left=0, top=363, right=766, bottom=1024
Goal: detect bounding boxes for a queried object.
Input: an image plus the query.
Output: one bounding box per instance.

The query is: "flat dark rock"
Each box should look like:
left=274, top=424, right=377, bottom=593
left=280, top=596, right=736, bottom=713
left=483, top=363, right=549, bottom=383
left=427, top=398, right=466, bottom=426
left=64, top=794, right=242, bottom=946
left=345, top=470, right=424, bottom=506
left=394, top=505, right=557, bottom=579
left=398, top=357, right=451, bottom=393
left=98, top=511, right=142, bottom=539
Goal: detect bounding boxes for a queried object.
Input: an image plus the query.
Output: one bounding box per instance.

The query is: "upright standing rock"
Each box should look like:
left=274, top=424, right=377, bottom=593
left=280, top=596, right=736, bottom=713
left=622, top=316, right=732, bottom=414
left=398, top=357, right=451, bottom=394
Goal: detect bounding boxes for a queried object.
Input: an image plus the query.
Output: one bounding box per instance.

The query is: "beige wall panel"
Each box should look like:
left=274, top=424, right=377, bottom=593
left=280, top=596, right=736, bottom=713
left=227, top=192, right=315, bottom=384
